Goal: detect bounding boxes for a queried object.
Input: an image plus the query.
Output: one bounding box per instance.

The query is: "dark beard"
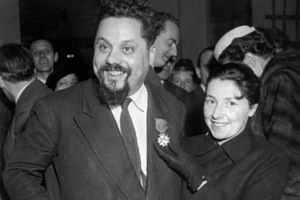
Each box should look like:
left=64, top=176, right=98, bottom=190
left=93, top=64, right=131, bottom=107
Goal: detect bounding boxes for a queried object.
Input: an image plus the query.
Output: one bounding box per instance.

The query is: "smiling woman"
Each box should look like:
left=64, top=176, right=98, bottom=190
left=154, top=63, right=290, bottom=200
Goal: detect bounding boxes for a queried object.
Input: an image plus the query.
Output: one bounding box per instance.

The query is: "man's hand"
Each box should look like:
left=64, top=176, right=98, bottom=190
left=154, top=142, right=205, bottom=191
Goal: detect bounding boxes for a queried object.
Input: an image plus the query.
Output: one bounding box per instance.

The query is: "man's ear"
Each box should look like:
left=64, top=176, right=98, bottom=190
left=54, top=52, right=59, bottom=62
left=249, top=103, right=258, bottom=117
left=195, top=67, right=201, bottom=79
left=149, top=45, right=156, bottom=68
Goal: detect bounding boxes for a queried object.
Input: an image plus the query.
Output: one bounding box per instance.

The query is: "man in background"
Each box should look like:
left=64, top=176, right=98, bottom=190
left=0, top=43, right=53, bottom=162
left=150, top=11, right=188, bottom=99
left=30, top=39, right=58, bottom=83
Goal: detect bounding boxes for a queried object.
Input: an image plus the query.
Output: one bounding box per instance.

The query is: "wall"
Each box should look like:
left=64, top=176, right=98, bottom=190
left=150, top=0, right=208, bottom=66
left=0, top=0, right=20, bottom=46
left=252, top=0, right=299, bottom=44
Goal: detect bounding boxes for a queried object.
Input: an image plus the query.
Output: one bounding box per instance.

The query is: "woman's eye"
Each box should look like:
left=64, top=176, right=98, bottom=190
left=205, top=99, right=215, bottom=105
left=229, top=101, right=237, bottom=106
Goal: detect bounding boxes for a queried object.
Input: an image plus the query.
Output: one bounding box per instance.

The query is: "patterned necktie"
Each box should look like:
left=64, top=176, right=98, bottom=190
left=120, top=98, right=146, bottom=190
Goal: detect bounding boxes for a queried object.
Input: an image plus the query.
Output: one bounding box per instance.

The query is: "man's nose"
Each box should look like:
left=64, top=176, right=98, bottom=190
left=105, top=49, right=121, bottom=65
left=39, top=51, right=45, bottom=58
left=170, top=45, right=178, bottom=57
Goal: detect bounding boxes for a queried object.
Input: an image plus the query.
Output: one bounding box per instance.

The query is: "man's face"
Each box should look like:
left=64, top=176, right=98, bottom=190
left=30, top=40, right=57, bottom=73
left=93, top=17, right=152, bottom=103
left=153, top=20, right=179, bottom=67
left=156, top=60, right=175, bottom=81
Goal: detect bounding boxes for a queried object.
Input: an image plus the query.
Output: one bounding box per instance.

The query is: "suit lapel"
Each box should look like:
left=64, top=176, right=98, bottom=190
left=145, top=84, right=171, bottom=197
left=74, top=80, right=145, bottom=200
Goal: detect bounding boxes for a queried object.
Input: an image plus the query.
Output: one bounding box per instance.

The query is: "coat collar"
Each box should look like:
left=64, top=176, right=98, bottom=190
left=195, top=124, right=254, bottom=162
left=220, top=124, right=254, bottom=162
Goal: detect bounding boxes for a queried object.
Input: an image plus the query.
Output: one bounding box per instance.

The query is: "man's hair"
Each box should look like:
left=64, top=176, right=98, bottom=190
left=0, top=43, right=35, bottom=82
left=96, top=0, right=160, bottom=48
left=218, top=28, right=275, bottom=63
left=30, top=38, right=56, bottom=52
left=155, top=11, right=179, bottom=36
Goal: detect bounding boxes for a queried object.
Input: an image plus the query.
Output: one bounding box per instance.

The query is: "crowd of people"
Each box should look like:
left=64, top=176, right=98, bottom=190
left=0, top=0, right=299, bottom=200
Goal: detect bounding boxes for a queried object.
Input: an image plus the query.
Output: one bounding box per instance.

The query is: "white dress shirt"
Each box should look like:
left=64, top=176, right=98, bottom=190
left=111, top=84, right=148, bottom=176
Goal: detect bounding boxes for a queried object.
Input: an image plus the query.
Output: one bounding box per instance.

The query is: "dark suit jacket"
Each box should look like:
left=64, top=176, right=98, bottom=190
left=164, top=80, right=188, bottom=100
left=181, top=126, right=289, bottom=200
left=3, top=79, right=186, bottom=200
left=179, top=86, right=208, bottom=137
left=3, top=79, right=52, bottom=161
left=0, top=90, right=14, bottom=199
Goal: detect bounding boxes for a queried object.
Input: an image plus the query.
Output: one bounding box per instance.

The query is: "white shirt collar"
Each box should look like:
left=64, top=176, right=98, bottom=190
left=15, top=79, right=34, bottom=103
left=128, top=84, right=147, bottom=112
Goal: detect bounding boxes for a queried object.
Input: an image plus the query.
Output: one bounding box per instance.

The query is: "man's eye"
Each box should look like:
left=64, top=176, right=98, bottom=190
left=123, top=46, right=134, bottom=54
left=45, top=49, right=51, bottom=54
left=32, top=51, right=39, bottom=57
left=99, top=45, right=110, bottom=52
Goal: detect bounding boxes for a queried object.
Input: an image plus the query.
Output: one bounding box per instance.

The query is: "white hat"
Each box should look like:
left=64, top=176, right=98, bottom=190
left=214, top=25, right=256, bottom=61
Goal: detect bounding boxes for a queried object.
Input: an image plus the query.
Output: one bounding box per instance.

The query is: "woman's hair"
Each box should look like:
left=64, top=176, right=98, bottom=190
left=218, top=28, right=275, bottom=63
left=46, top=61, right=88, bottom=90
left=0, top=43, right=35, bottom=82
left=171, top=58, right=200, bottom=85
left=207, top=63, right=260, bottom=106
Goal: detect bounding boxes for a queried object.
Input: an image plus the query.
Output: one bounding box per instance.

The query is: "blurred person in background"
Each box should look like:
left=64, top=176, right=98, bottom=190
left=169, top=58, right=200, bottom=93
left=30, top=39, right=58, bottom=83
left=0, top=43, right=53, bottom=162
left=46, top=61, right=88, bottom=91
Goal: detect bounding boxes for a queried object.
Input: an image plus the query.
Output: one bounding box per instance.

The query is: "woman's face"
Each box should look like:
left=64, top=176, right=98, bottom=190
left=55, top=73, right=79, bottom=91
left=170, top=71, right=196, bottom=92
left=204, top=78, right=257, bottom=144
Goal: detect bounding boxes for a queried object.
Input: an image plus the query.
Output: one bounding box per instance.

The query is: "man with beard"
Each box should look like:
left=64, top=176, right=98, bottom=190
left=30, top=39, right=58, bottom=83
left=3, top=1, right=185, bottom=200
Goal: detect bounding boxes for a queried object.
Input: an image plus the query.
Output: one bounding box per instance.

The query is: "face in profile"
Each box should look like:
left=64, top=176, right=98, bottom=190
left=55, top=73, right=79, bottom=91
left=153, top=20, right=179, bottom=67
left=170, top=71, right=196, bottom=92
left=204, top=78, right=256, bottom=144
left=199, top=50, right=214, bottom=86
left=156, top=60, right=175, bottom=81
left=93, top=17, right=152, bottom=105
left=30, top=40, right=58, bottom=73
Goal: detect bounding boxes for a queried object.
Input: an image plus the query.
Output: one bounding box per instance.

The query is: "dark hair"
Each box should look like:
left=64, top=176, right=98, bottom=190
left=172, top=58, right=200, bottom=85
left=0, top=43, right=35, bottom=82
left=46, top=61, right=88, bottom=90
left=155, top=11, right=179, bottom=36
left=197, top=46, right=218, bottom=73
left=96, top=0, right=159, bottom=48
left=266, top=27, right=289, bottom=52
left=218, top=27, right=275, bottom=63
left=207, top=63, right=260, bottom=106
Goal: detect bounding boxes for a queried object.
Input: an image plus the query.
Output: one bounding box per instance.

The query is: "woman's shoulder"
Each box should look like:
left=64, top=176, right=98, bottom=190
left=247, top=134, right=289, bottom=164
